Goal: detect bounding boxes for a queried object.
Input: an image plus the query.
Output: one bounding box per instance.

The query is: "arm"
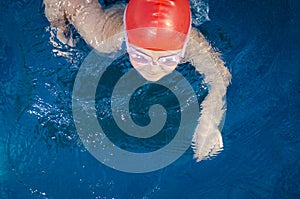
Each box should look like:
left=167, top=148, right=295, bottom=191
left=44, top=0, right=74, bottom=46
left=184, top=28, right=231, bottom=161
left=44, top=0, right=125, bottom=52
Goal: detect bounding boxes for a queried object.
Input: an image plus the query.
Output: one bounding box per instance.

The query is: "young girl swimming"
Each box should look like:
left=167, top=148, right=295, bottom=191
left=44, top=0, right=231, bottom=161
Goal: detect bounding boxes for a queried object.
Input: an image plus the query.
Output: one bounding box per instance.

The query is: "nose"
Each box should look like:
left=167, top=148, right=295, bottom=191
left=151, top=57, right=160, bottom=66
left=148, top=60, right=161, bottom=74
left=151, top=60, right=159, bottom=66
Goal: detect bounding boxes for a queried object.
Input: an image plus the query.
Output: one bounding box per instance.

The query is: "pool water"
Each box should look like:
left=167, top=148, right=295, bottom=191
left=0, top=0, right=299, bottom=198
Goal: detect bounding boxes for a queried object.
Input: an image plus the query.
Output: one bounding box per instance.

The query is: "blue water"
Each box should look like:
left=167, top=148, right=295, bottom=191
left=0, top=0, right=299, bottom=198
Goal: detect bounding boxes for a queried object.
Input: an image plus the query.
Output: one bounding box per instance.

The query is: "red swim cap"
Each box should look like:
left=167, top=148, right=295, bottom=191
left=125, top=0, right=191, bottom=51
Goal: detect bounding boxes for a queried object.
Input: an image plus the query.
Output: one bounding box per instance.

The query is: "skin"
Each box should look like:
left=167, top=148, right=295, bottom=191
left=43, top=0, right=232, bottom=161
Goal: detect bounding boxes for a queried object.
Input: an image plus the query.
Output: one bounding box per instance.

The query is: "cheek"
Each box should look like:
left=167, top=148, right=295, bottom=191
left=162, top=65, right=177, bottom=73
left=129, top=58, right=143, bottom=70
left=159, top=64, right=178, bottom=78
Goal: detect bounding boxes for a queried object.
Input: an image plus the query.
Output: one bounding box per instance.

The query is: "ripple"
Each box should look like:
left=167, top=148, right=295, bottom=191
left=0, top=144, right=8, bottom=182
left=2, top=0, right=299, bottom=198
left=274, top=159, right=300, bottom=199
left=190, top=0, right=210, bottom=26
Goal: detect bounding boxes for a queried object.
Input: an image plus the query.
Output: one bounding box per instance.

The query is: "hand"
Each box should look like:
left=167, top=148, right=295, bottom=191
left=44, top=0, right=76, bottom=46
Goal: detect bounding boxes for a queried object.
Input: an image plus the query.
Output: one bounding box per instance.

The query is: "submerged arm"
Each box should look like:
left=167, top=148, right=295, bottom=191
left=44, top=0, right=74, bottom=46
left=185, top=28, right=231, bottom=161
left=44, top=0, right=125, bottom=52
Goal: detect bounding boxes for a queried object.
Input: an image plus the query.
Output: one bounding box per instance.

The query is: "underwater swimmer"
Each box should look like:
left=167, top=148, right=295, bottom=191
left=44, top=0, right=231, bottom=161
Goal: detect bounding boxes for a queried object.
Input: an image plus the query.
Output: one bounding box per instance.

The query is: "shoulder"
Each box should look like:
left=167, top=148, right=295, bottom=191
left=182, top=27, right=211, bottom=63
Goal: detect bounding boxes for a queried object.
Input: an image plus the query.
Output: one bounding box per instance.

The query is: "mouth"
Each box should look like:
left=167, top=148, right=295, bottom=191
left=139, top=72, right=164, bottom=82
left=133, top=65, right=170, bottom=82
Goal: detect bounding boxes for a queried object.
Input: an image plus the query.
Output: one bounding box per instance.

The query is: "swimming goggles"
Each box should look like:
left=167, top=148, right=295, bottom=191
left=126, top=43, right=183, bottom=67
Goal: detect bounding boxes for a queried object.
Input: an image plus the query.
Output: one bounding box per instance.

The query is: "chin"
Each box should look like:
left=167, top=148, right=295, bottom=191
left=140, top=72, right=166, bottom=82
